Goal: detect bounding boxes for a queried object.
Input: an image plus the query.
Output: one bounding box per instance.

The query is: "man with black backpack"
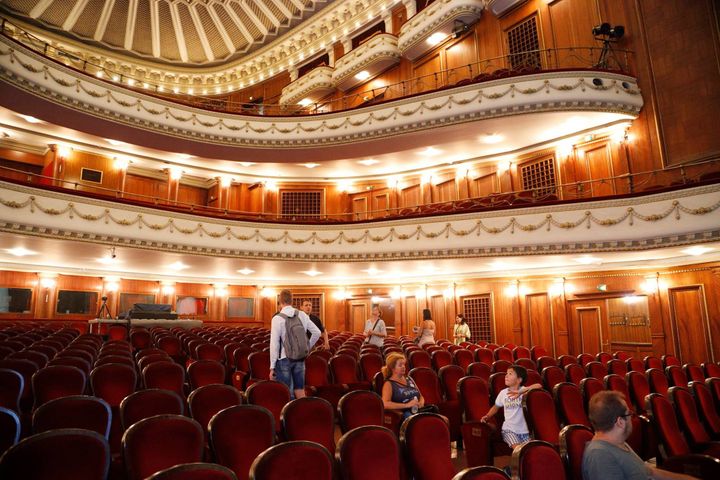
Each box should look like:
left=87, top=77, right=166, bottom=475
left=269, top=289, right=321, bottom=399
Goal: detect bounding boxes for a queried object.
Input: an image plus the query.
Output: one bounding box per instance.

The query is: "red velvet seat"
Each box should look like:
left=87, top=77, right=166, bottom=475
left=32, top=395, right=111, bottom=438
left=0, top=428, right=110, bottom=480
left=535, top=356, right=556, bottom=371
left=491, top=360, right=511, bottom=374
left=553, top=382, right=590, bottom=428
left=249, top=440, right=333, bottom=480
left=494, top=347, right=513, bottom=362
left=142, top=361, right=185, bottom=397
left=438, top=364, right=464, bottom=401
left=408, top=350, right=432, bottom=369
left=93, top=355, right=135, bottom=368
left=187, top=359, right=226, bottom=390
left=0, top=358, right=39, bottom=411
left=467, top=362, right=491, bottom=382
left=564, top=363, right=585, bottom=385
left=410, top=367, right=462, bottom=442
left=129, top=329, right=152, bottom=351
left=137, top=353, right=172, bottom=372
left=647, top=368, right=669, bottom=395
left=359, top=352, right=383, bottom=382
left=157, top=336, right=184, bottom=363
left=475, top=348, right=494, bottom=365
left=336, top=425, right=401, bottom=480
left=511, top=440, right=566, bottom=480
left=626, top=370, right=651, bottom=414
left=523, top=389, right=560, bottom=446
left=669, top=386, right=720, bottom=452
left=453, top=349, right=474, bottom=372
left=577, top=353, right=594, bottom=366
left=451, top=466, right=510, bottom=480
left=209, top=405, right=275, bottom=480
left=146, top=462, right=238, bottom=480
left=136, top=348, right=169, bottom=362
left=579, top=377, right=604, bottom=409
left=337, top=390, right=384, bottom=433
left=585, top=361, right=607, bottom=380
left=9, top=350, right=49, bottom=369
left=245, top=380, right=290, bottom=434
left=230, top=346, right=256, bottom=390
left=457, top=376, right=497, bottom=466
left=304, top=354, right=347, bottom=407
left=515, top=358, right=537, bottom=372
left=513, top=346, right=531, bottom=360
left=666, top=365, right=688, bottom=387
left=188, top=384, right=243, bottom=440
left=247, top=351, right=271, bottom=385
left=662, top=354, right=681, bottom=367
left=431, top=350, right=453, bottom=371
left=607, top=358, right=628, bottom=376
left=123, top=414, right=204, bottom=480
left=625, top=357, right=644, bottom=372
left=119, top=388, right=185, bottom=430
left=330, top=354, right=371, bottom=390
left=0, top=368, right=23, bottom=412
left=683, top=363, right=705, bottom=383
left=645, top=356, right=663, bottom=370
left=541, top=366, right=565, bottom=391
left=31, top=364, right=86, bottom=410
left=703, top=362, right=720, bottom=378
left=0, top=407, right=20, bottom=456
left=488, top=372, right=506, bottom=399
left=48, top=355, right=92, bottom=376
left=280, top=396, right=335, bottom=454
left=557, top=355, right=577, bottom=368
left=596, top=352, right=612, bottom=364
left=559, top=424, right=593, bottom=480
left=400, top=413, right=456, bottom=480
left=690, top=381, right=720, bottom=439
left=196, top=343, right=224, bottom=362
left=530, top=346, right=548, bottom=361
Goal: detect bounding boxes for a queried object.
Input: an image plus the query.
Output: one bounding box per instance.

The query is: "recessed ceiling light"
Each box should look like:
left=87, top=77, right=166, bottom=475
left=362, top=267, right=381, bottom=275
left=298, top=98, right=313, bottom=107
left=357, top=159, right=380, bottom=166
left=237, top=268, right=255, bottom=275
left=177, top=153, right=192, bottom=159
left=418, top=147, right=441, bottom=157
left=18, top=114, right=41, bottom=124
left=355, top=70, right=370, bottom=81
left=300, top=163, right=321, bottom=169
left=167, top=261, right=189, bottom=271
left=300, top=269, right=323, bottom=277
left=97, top=256, right=119, bottom=265
left=426, top=32, right=448, bottom=46
left=480, top=133, right=503, bottom=144
left=682, top=246, right=713, bottom=256
left=5, top=247, right=37, bottom=257
left=106, top=139, right=127, bottom=146
left=574, top=256, right=602, bottom=265
left=238, top=162, right=256, bottom=167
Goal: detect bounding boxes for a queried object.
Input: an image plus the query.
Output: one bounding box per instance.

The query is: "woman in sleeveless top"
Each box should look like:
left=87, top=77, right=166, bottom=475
left=453, top=313, right=471, bottom=345
left=414, top=308, right=436, bottom=347
left=381, top=352, right=425, bottom=419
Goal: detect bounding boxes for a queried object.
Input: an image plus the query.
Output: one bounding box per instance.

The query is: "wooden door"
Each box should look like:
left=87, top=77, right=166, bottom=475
left=349, top=300, right=368, bottom=334
left=669, top=286, right=713, bottom=364
left=577, top=307, right=603, bottom=355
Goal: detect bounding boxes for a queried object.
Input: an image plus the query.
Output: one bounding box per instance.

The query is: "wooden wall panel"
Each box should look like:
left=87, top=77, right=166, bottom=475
left=436, top=179, right=456, bottom=203
left=400, top=184, right=421, bottom=207
left=547, top=0, right=600, bottom=67
left=635, top=0, right=720, bottom=166
left=177, top=184, right=208, bottom=208
left=446, top=34, right=478, bottom=82
left=584, top=143, right=616, bottom=197
left=62, top=150, right=122, bottom=193
left=668, top=285, right=713, bottom=364
left=405, top=296, right=419, bottom=334
left=413, top=53, right=443, bottom=93
left=430, top=295, right=447, bottom=340
left=527, top=293, right=553, bottom=353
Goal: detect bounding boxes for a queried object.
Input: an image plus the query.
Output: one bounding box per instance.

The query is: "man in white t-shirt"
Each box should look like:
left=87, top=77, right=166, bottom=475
left=480, top=364, right=542, bottom=448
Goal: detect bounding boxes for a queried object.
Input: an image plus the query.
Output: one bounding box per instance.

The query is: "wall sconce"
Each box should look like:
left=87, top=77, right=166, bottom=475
left=443, top=285, right=455, bottom=299
left=263, top=180, right=278, bottom=191
left=549, top=278, right=564, bottom=297
left=161, top=284, right=175, bottom=295
left=260, top=287, right=277, bottom=298
left=390, top=287, right=401, bottom=299
left=56, top=145, right=72, bottom=159
left=641, top=275, right=659, bottom=294
left=219, top=176, right=232, bottom=188
left=213, top=284, right=228, bottom=297
left=40, top=277, right=57, bottom=289
left=504, top=280, right=519, bottom=297
left=104, top=281, right=119, bottom=292
left=555, top=141, right=574, bottom=158
left=113, top=156, right=130, bottom=170
left=497, top=159, right=512, bottom=173
left=168, top=167, right=183, bottom=181
left=333, top=288, right=349, bottom=300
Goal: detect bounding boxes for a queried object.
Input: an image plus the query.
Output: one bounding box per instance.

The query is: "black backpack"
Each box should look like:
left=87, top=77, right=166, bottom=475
left=278, top=309, right=309, bottom=360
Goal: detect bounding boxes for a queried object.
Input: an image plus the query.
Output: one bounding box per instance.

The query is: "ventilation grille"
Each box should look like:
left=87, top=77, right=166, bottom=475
left=280, top=191, right=322, bottom=219
left=507, top=16, right=541, bottom=69
left=81, top=168, right=103, bottom=183
left=521, top=157, right=556, bottom=196
left=462, top=295, right=492, bottom=343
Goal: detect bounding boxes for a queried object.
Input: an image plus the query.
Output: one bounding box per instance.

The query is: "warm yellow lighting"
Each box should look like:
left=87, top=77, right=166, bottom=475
left=497, top=159, right=511, bottom=172
left=300, top=163, right=321, bottom=169
left=104, top=281, right=119, bottom=292
left=371, top=295, right=381, bottom=304
left=214, top=284, right=228, bottom=297
left=419, top=147, right=441, bottom=157
left=161, top=284, right=175, bottom=295
left=56, top=145, right=72, bottom=159
left=549, top=279, right=564, bottom=297
left=300, top=269, right=323, bottom=277
left=114, top=156, right=130, bottom=170
left=386, top=176, right=400, bottom=189
left=420, top=172, right=432, bottom=185
left=480, top=133, right=503, bottom=144
left=261, top=287, right=277, bottom=298
left=555, top=140, right=574, bottom=158
left=333, top=288, right=349, bottom=300
left=504, top=282, right=519, bottom=297
left=19, top=114, right=41, bottom=124
left=390, top=287, right=401, bottom=299
left=220, top=176, right=232, bottom=188
left=166, top=261, right=188, bottom=271
left=355, top=70, right=370, bottom=81
left=5, top=247, right=37, bottom=257
left=95, top=71, right=103, bottom=78
left=682, top=246, right=713, bottom=256
left=40, top=277, right=57, bottom=289
left=426, top=32, right=448, bottom=46
left=264, top=180, right=277, bottom=191
left=443, top=286, right=454, bottom=298
left=169, top=167, right=183, bottom=180
left=337, top=180, right=353, bottom=192
left=574, top=255, right=602, bottom=265
left=298, top=98, right=313, bottom=107
left=127, top=78, right=135, bottom=86
left=358, top=159, right=380, bottom=166
left=237, top=268, right=254, bottom=275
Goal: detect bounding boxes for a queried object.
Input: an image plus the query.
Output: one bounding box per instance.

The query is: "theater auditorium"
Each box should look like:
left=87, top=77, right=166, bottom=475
left=0, top=0, right=719, bottom=478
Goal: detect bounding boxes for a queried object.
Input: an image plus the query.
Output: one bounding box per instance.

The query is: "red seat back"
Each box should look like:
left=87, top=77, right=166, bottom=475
left=541, top=366, right=565, bottom=391
left=513, top=346, right=531, bottom=360
left=666, top=365, right=688, bottom=387
left=489, top=372, right=506, bottom=399
left=536, top=356, right=557, bottom=370
left=451, top=466, right=510, bottom=480
left=475, top=348, right=494, bottom=365
left=585, top=361, right=607, bottom=380
left=130, top=329, right=152, bottom=350
left=457, top=376, right=491, bottom=422
left=626, top=371, right=651, bottom=414
left=559, top=425, right=593, bottom=480
left=336, top=425, right=401, bottom=480
left=359, top=353, right=383, bottom=381
left=187, top=360, right=226, bottom=390
left=453, top=349, right=475, bottom=371
left=523, top=389, right=560, bottom=446
left=467, top=362, right=491, bottom=382
left=431, top=350, right=453, bottom=371
left=90, top=363, right=137, bottom=407
left=690, top=381, right=720, bottom=437
left=123, top=414, right=204, bottom=480
left=304, top=354, right=330, bottom=387
left=438, top=365, right=464, bottom=401
left=0, top=428, right=110, bottom=480
left=196, top=343, right=224, bottom=362
left=553, top=382, right=590, bottom=428
left=330, top=354, right=360, bottom=383
left=703, top=362, right=720, bottom=378
left=565, top=363, right=585, bottom=385
left=577, top=353, right=594, bottom=366
left=662, top=355, right=681, bottom=367
left=579, top=377, right=604, bottom=409
left=245, top=380, right=290, bottom=434
left=9, top=350, right=49, bottom=369
left=249, top=440, right=334, bottom=480
left=400, top=413, right=456, bottom=480
left=645, top=356, right=663, bottom=370
left=646, top=393, right=690, bottom=458
left=0, top=359, right=39, bottom=406
left=337, top=390, right=384, bottom=433
left=557, top=355, right=576, bottom=368
left=408, top=350, right=432, bottom=370
left=281, top=397, right=335, bottom=454
left=188, top=384, right=243, bottom=435
left=494, top=347, right=513, bottom=362
left=146, top=462, right=238, bottom=480
left=32, top=395, right=111, bottom=438
left=646, top=368, right=669, bottom=395
left=0, top=407, right=20, bottom=455
left=515, top=358, right=537, bottom=371
left=409, top=367, right=443, bottom=405
left=607, top=359, right=627, bottom=376
left=247, top=351, right=270, bottom=381
left=531, top=346, right=549, bottom=361
left=209, top=405, right=275, bottom=480
left=511, top=440, right=566, bottom=480
left=669, top=386, right=711, bottom=447
left=142, top=361, right=185, bottom=397
left=596, top=352, right=612, bottom=364
left=119, top=389, right=185, bottom=430
left=491, top=360, right=511, bottom=373
left=604, top=374, right=633, bottom=410
left=683, top=363, right=705, bottom=383
left=32, top=365, right=86, bottom=409
left=0, top=368, right=23, bottom=412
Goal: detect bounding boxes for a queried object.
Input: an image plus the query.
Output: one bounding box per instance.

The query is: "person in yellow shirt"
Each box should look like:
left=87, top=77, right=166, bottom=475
left=453, top=313, right=471, bottom=345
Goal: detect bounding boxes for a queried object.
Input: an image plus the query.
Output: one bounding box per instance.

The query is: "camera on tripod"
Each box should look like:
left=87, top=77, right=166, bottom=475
left=592, top=23, right=625, bottom=70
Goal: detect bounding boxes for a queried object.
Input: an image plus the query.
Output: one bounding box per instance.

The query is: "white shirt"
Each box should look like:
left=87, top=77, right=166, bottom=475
left=269, top=305, right=321, bottom=369
left=495, top=387, right=529, bottom=434
left=364, top=318, right=386, bottom=347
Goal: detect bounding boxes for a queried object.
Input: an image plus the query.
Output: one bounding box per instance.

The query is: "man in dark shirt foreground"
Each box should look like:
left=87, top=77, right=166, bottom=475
left=301, top=300, right=329, bottom=350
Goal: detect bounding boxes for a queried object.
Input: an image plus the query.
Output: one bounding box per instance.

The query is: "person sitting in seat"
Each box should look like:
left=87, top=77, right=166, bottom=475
left=480, top=364, right=541, bottom=448
left=381, top=352, right=426, bottom=419
left=583, top=390, right=696, bottom=480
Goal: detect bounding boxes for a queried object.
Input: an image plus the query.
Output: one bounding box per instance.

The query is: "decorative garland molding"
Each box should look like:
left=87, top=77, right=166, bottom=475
left=1, top=181, right=718, bottom=262
left=0, top=33, right=642, bottom=152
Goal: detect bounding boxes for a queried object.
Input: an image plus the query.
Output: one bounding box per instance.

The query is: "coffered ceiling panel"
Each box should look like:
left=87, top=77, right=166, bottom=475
left=0, top=0, right=329, bottom=65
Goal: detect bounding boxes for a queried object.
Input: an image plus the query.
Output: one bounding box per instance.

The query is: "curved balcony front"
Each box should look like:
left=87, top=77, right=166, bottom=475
left=279, top=66, right=336, bottom=107
left=331, top=33, right=402, bottom=92
left=399, top=0, right=485, bottom=61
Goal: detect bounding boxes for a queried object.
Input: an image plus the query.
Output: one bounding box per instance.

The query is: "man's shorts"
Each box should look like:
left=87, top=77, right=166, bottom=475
left=275, top=357, right=305, bottom=391
left=501, top=430, right=531, bottom=447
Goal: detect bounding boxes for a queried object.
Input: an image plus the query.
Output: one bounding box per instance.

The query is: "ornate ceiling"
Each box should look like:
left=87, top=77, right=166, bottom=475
left=0, top=0, right=330, bottom=65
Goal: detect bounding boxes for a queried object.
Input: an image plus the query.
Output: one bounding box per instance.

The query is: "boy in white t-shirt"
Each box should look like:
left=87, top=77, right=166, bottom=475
left=480, top=364, right=542, bottom=448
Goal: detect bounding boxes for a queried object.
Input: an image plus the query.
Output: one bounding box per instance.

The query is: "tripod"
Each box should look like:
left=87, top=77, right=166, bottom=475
left=96, top=298, right=112, bottom=319
left=594, top=38, right=619, bottom=70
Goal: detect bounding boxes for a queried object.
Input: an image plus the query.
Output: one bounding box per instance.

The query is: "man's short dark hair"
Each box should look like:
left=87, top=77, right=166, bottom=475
left=279, top=289, right=292, bottom=305
left=510, top=364, right=527, bottom=386
left=588, top=390, right=627, bottom=432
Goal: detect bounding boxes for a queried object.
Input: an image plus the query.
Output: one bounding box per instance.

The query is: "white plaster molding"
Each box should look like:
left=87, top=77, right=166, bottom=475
left=332, top=33, right=402, bottom=91
left=279, top=66, right=336, bottom=105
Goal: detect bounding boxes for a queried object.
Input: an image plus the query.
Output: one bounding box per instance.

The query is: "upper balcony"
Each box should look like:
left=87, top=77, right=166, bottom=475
left=278, top=66, right=336, bottom=108
left=331, top=33, right=402, bottom=92
left=399, top=0, right=485, bottom=61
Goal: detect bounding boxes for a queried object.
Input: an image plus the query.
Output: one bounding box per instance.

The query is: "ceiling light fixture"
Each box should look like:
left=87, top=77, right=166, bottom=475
left=418, top=147, right=441, bottom=157
left=480, top=133, right=503, bottom=144
left=362, top=267, right=381, bottom=275
left=300, top=269, right=323, bottom=277
left=357, top=159, right=380, bottom=166
left=167, top=261, right=189, bottom=271
left=5, top=247, right=37, bottom=257
left=426, top=32, right=448, bottom=46
left=238, top=162, right=256, bottom=167
left=19, top=114, right=41, bottom=123
left=298, top=98, right=313, bottom=107
left=237, top=268, right=255, bottom=275
left=355, top=70, right=370, bottom=81
left=300, top=163, right=321, bottom=169
left=682, top=246, right=713, bottom=256
left=574, top=256, right=602, bottom=265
